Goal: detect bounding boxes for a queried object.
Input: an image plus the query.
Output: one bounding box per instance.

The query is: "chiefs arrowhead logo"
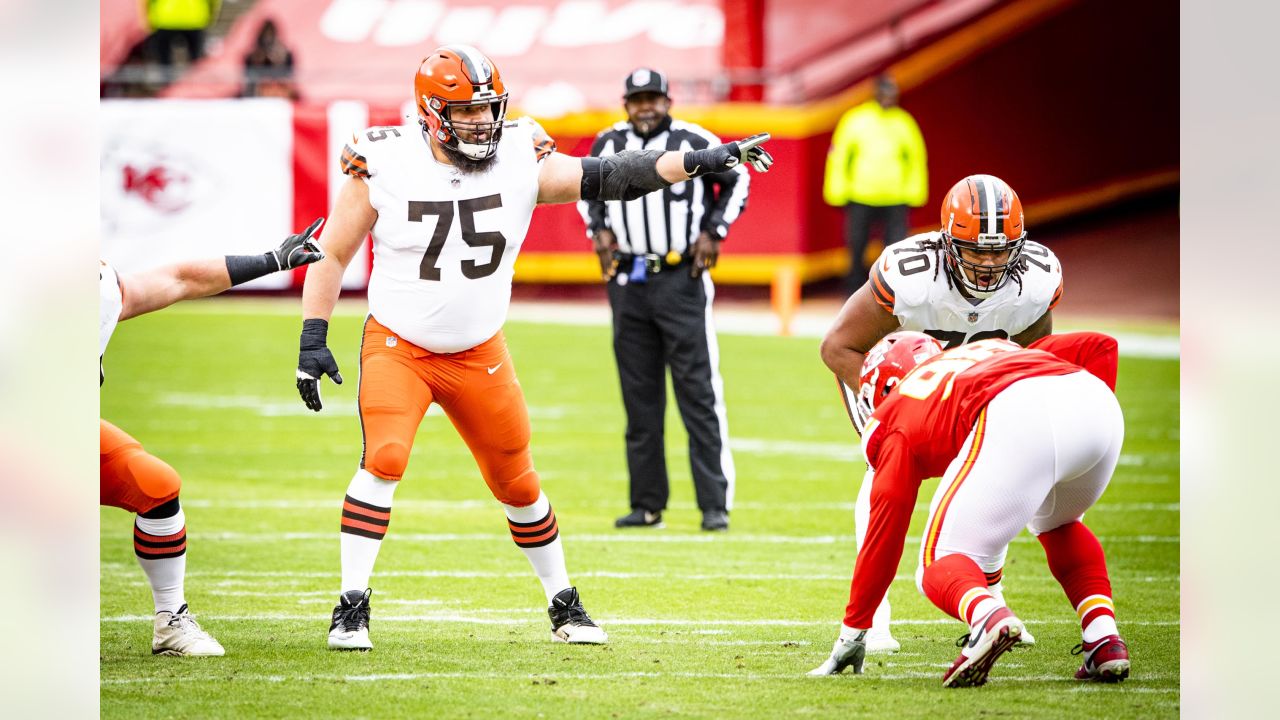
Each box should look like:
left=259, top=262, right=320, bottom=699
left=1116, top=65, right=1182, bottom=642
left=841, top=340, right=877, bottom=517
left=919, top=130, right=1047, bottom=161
left=122, top=162, right=192, bottom=214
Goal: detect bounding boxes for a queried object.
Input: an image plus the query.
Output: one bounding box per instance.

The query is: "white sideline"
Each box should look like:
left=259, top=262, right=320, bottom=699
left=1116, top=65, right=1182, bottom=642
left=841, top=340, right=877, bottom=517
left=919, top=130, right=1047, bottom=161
left=501, top=302, right=1181, bottom=360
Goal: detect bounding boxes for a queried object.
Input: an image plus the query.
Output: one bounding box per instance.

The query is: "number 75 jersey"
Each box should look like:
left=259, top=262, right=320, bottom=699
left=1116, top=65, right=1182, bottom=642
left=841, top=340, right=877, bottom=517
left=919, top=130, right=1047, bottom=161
left=869, top=232, right=1064, bottom=347
left=341, top=118, right=553, bottom=353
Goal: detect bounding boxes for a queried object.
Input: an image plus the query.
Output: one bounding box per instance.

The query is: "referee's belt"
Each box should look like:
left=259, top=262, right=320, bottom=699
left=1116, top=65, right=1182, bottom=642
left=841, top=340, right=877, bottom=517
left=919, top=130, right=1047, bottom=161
left=615, top=252, right=686, bottom=273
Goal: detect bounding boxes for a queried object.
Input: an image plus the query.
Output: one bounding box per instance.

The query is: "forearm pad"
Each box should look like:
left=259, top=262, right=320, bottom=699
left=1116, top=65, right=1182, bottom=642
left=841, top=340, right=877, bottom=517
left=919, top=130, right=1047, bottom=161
left=225, top=253, right=282, bottom=286
left=580, top=149, right=671, bottom=201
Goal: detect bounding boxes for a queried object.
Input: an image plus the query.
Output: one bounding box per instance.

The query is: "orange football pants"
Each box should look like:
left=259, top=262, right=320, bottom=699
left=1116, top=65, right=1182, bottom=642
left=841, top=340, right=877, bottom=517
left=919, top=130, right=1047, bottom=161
left=358, top=316, right=541, bottom=506
left=100, top=419, right=181, bottom=513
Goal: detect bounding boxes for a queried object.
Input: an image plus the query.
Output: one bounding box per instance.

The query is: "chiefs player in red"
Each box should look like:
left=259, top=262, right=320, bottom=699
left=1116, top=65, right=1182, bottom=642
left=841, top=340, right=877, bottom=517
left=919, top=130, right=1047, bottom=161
left=808, top=330, right=1131, bottom=687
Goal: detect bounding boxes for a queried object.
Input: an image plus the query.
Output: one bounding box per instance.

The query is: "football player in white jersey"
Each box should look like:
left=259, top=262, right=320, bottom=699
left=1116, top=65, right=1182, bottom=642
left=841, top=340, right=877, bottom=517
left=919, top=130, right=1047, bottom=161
left=294, top=45, right=774, bottom=651
left=819, top=175, right=1063, bottom=652
left=101, top=221, right=324, bottom=656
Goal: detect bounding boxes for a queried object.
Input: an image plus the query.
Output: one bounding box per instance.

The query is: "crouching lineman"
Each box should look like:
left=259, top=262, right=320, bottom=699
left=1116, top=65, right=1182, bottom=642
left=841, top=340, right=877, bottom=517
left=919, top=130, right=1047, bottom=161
left=102, top=219, right=325, bottom=655
left=820, top=174, right=1062, bottom=652
left=809, top=330, right=1130, bottom=687
left=293, top=45, right=773, bottom=650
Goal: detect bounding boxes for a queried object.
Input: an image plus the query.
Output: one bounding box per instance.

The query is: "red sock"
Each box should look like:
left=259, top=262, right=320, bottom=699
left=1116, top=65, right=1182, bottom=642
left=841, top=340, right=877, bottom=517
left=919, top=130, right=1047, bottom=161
left=1038, top=521, right=1118, bottom=640
left=923, top=553, right=999, bottom=624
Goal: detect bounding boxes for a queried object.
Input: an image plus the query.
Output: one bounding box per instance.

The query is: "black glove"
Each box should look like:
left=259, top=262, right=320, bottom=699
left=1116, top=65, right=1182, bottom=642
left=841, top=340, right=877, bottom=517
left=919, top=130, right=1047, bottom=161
left=683, top=133, right=774, bottom=178
left=296, top=318, right=342, bottom=412
left=273, top=217, right=326, bottom=270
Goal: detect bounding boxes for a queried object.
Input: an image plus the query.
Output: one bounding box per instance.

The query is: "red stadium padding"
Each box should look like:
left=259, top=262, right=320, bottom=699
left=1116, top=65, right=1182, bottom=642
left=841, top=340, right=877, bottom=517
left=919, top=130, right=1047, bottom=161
left=107, top=0, right=1173, bottom=288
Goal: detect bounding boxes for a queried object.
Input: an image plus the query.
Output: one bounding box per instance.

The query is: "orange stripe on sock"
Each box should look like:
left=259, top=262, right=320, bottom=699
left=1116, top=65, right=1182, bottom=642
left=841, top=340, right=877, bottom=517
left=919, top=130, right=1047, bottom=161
left=341, top=517, right=389, bottom=535
left=922, top=409, right=988, bottom=567
left=343, top=501, right=390, bottom=521
left=513, top=523, right=559, bottom=546
left=135, top=539, right=186, bottom=555
left=133, top=528, right=185, bottom=543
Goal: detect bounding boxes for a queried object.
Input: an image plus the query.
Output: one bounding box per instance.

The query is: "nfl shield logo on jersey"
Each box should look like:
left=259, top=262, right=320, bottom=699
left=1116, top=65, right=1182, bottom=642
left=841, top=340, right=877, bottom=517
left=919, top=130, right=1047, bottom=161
left=967, top=311, right=980, bottom=324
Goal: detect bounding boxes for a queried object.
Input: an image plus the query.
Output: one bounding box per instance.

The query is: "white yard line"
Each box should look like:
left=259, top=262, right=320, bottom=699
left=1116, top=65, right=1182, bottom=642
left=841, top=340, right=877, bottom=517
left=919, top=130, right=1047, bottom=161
left=108, top=569, right=1180, bottom=584
left=176, top=498, right=1179, bottom=512
left=99, top=613, right=1180, bottom=627
left=115, top=531, right=1176, bottom=545
left=101, top=669, right=1178, bottom=685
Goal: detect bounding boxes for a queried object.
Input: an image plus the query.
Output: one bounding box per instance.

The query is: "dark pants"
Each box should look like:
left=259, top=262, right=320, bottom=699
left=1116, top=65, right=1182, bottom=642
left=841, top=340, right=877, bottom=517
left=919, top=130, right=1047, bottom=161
left=606, top=264, right=731, bottom=514
left=146, top=29, right=206, bottom=66
left=844, top=202, right=909, bottom=293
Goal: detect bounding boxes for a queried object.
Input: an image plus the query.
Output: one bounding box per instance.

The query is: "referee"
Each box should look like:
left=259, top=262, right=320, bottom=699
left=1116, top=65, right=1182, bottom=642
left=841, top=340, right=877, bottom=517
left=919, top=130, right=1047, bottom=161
left=578, top=68, right=750, bottom=532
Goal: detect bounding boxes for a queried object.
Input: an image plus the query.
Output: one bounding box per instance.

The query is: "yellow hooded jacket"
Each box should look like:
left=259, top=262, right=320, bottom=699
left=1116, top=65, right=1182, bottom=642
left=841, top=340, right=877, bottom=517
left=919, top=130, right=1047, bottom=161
left=823, top=99, right=928, bottom=208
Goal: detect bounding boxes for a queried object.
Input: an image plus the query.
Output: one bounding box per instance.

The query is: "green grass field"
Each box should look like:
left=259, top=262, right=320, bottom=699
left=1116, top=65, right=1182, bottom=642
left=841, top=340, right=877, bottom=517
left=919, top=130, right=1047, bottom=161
left=100, top=299, right=1179, bottom=718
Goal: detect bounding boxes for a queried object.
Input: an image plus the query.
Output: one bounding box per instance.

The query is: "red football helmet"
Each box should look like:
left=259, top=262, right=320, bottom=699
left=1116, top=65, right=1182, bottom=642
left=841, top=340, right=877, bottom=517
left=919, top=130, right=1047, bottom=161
left=939, top=174, right=1027, bottom=297
left=852, top=331, right=943, bottom=433
left=414, top=45, right=508, bottom=161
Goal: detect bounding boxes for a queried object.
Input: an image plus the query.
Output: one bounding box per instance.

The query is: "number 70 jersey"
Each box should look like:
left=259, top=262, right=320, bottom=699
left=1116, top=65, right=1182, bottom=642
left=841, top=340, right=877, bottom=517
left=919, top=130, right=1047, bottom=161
left=341, top=118, right=551, bottom=353
left=870, top=232, right=1064, bottom=348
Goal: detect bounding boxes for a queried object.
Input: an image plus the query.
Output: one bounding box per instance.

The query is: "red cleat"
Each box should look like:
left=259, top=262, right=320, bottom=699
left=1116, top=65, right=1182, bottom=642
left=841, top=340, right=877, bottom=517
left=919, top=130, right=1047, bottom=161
left=1073, top=635, right=1130, bottom=682
left=942, top=606, right=1024, bottom=688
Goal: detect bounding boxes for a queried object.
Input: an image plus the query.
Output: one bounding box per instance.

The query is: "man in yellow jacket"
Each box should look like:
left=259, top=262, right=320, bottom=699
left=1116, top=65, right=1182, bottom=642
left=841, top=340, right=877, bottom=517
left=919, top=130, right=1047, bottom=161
left=824, top=75, right=928, bottom=293
left=143, top=0, right=221, bottom=68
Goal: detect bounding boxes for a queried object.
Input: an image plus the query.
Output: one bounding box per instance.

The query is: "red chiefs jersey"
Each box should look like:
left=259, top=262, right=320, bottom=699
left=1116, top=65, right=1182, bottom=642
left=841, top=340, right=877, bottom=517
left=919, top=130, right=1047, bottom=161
left=843, top=332, right=1118, bottom=629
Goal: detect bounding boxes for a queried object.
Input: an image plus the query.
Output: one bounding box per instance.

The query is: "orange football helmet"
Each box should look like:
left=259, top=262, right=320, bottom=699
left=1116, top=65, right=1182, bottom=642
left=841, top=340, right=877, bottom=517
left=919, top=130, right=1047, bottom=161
left=415, top=45, right=508, bottom=161
left=939, top=174, right=1027, bottom=296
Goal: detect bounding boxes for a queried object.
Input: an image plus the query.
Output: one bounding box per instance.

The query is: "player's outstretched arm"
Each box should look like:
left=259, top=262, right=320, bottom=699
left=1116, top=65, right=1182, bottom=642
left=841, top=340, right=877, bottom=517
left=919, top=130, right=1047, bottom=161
left=297, top=175, right=377, bottom=412
left=118, top=218, right=325, bottom=321
left=819, top=283, right=901, bottom=388
left=537, top=133, right=774, bottom=205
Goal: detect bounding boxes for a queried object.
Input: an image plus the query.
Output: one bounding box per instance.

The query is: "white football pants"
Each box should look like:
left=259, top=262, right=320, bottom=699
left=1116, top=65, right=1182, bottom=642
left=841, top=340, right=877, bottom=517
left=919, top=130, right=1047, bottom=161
left=913, top=371, right=1125, bottom=592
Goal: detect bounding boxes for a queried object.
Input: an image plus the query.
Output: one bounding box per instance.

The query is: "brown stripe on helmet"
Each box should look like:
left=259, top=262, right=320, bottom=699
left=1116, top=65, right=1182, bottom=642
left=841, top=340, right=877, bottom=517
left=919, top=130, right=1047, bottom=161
left=974, top=175, right=990, bottom=236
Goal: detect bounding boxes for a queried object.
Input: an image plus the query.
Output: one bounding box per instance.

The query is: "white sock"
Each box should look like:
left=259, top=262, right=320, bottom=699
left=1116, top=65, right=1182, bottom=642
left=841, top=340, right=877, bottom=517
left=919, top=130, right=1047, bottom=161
left=986, top=581, right=1006, bottom=604
left=505, top=492, right=570, bottom=604
left=839, top=624, right=867, bottom=644
left=1083, top=614, right=1119, bottom=643
left=340, top=469, right=399, bottom=594
left=135, top=508, right=186, bottom=614
left=968, top=596, right=1004, bottom=629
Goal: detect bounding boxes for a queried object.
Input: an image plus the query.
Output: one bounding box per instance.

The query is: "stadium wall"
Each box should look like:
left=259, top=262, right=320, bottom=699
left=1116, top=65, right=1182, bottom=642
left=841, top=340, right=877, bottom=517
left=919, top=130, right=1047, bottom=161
left=102, top=0, right=1174, bottom=288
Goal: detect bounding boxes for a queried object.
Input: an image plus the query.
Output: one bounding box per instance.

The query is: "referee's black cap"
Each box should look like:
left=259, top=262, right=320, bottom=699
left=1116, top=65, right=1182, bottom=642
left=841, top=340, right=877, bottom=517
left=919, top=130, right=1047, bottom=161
left=623, top=68, right=669, bottom=99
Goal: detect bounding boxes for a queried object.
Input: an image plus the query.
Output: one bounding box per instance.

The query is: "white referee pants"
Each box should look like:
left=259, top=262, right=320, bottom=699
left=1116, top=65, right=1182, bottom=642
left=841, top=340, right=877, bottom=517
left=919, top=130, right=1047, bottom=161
left=913, top=371, right=1125, bottom=592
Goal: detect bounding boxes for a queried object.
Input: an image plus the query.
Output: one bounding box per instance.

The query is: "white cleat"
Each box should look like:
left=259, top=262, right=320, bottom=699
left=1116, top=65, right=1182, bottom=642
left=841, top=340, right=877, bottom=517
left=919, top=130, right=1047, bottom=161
left=328, top=627, right=372, bottom=650
left=549, top=587, right=608, bottom=644
left=328, top=589, right=373, bottom=651
left=808, top=632, right=867, bottom=675
left=152, top=604, right=225, bottom=657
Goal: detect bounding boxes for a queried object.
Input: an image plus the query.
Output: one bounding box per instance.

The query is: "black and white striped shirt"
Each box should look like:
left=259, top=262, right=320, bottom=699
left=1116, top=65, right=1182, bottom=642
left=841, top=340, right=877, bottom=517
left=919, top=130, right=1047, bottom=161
left=577, top=116, right=751, bottom=255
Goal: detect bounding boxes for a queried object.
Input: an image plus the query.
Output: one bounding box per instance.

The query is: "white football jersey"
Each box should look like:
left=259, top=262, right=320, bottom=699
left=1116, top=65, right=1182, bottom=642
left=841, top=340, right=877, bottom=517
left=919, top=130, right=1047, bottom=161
left=100, top=261, right=124, bottom=382
left=869, top=232, right=1063, bottom=347
left=341, top=118, right=553, bottom=353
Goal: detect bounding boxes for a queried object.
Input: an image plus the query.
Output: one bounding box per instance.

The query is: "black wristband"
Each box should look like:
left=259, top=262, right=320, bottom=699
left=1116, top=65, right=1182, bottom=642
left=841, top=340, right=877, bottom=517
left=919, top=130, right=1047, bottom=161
left=300, top=318, right=329, bottom=349
left=580, top=157, right=602, bottom=200
left=682, top=146, right=725, bottom=178
left=226, top=252, right=281, bottom=286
